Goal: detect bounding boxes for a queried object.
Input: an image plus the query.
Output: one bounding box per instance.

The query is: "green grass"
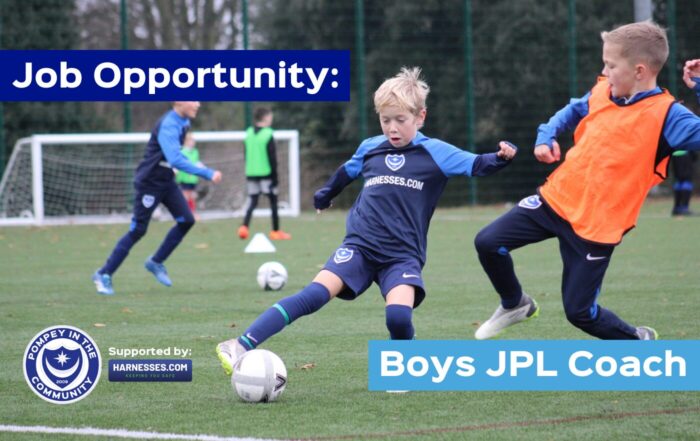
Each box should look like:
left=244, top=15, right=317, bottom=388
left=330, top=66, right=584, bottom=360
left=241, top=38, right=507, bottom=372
left=1, top=199, right=699, bottom=440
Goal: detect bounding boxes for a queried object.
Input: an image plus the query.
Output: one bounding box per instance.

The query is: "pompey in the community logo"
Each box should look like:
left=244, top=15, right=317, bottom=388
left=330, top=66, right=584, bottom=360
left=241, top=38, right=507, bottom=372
left=23, top=325, right=102, bottom=404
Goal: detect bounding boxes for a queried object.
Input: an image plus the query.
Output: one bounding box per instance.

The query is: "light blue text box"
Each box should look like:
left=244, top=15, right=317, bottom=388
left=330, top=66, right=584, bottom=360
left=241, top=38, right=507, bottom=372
left=368, top=340, right=700, bottom=391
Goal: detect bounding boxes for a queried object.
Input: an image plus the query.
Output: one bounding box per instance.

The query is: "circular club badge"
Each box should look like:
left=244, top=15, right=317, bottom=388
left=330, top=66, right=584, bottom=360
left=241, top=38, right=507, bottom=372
left=23, top=325, right=102, bottom=404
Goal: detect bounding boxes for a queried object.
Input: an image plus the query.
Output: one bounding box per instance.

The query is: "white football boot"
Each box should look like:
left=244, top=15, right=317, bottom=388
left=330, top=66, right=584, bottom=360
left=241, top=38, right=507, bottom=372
left=475, top=293, right=539, bottom=340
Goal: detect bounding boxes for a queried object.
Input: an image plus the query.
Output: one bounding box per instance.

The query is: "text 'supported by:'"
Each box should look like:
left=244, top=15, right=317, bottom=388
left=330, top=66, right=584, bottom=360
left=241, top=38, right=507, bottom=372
left=0, top=50, right=350, bottom=101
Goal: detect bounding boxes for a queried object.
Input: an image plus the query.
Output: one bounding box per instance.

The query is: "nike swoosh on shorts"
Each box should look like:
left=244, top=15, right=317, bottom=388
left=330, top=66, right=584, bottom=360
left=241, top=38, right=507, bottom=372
left=586, top=253, right=607, bottom=261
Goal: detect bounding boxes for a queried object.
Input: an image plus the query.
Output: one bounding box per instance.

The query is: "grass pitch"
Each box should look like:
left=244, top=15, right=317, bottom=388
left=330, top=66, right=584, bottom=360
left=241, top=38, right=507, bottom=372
left=1, top=199, right=699, bottom=440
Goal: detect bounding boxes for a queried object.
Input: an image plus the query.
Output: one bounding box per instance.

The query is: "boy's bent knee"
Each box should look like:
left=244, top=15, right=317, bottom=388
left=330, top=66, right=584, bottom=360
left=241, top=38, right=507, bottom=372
left=177, top=215, right=195, bottom=231
left=474, top=227, right=500, bottom=253
left=564, top=308, right=595, bottom=330
left=129, top=222, right=148, bottom=240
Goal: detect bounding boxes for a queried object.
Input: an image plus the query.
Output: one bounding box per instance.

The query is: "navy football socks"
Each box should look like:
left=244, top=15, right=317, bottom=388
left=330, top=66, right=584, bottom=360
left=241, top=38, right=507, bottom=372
left=239, top=282, right=331, bottom=349
left=152, top=221, right=193, bottom=263
left=101, top=231, right=140, bottom=275
left=385, top=304, right=415, bottom=339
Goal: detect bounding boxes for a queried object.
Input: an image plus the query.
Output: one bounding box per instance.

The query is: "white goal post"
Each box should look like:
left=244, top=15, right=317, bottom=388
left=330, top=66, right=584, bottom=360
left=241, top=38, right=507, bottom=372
left=0, top=130, right=300, bottom=226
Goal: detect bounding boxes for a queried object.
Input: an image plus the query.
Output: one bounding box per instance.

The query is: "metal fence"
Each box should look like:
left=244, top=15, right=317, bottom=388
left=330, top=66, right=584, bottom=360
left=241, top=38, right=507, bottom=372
left=1, top=0, right=699, bottom=209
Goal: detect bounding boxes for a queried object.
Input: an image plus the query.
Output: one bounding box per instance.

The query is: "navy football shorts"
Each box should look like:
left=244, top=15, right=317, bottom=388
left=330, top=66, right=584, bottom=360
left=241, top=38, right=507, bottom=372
left=322, top=244, right=426, bottom=308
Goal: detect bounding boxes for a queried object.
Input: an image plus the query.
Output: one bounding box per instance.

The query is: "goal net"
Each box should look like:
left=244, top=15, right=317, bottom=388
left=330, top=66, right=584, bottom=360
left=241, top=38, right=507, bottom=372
left=0, top=130, right=300, bottom=226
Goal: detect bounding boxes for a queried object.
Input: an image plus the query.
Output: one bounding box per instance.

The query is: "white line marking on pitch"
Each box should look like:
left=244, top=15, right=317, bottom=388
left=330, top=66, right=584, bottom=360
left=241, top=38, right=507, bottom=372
left=0, top=425, right=284, bottom=441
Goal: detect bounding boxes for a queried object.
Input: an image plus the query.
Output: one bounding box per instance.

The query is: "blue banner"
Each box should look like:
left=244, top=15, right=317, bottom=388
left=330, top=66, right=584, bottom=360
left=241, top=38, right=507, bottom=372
left=368, top=340, right=700, bottom=391
left=108, top=359, right=192, bottom=382
left=0, top=50, right=350, bottom=101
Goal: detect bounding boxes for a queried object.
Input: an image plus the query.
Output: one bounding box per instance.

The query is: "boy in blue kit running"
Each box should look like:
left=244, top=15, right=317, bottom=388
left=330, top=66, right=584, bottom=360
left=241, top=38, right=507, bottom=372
left=92, top=102, right=222, bottom=295
left=473, top=23, right=700, bottom=341
left=670, top=58, right=700, bottom=215
left=217, top=67, right=518, bottom=374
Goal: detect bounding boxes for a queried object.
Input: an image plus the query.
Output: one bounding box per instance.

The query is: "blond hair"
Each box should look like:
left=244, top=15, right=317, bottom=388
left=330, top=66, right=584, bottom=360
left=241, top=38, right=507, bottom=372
left=373, top=67, right=430, bottom=115
left=601, top=21, right=668, bottom=73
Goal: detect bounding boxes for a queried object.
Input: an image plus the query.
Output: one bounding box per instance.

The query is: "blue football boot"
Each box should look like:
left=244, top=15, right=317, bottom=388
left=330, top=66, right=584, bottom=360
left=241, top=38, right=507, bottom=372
left=144, top=257, right=172, bottom=287
left=92, top=271, right=114, bottom=295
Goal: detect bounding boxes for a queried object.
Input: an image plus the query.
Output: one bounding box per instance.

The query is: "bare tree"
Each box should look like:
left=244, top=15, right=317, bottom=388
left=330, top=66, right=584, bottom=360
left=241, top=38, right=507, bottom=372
left=76, top=0, right=239, bottom=50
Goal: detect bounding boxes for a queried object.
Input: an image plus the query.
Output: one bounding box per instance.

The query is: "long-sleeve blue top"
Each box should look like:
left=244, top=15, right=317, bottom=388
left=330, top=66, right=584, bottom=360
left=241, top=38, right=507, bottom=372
left=535, top=79, right=700, bottom=152
left=134, top=110, right=215, bottom=189
left=313, top=132, right=512, bottom=265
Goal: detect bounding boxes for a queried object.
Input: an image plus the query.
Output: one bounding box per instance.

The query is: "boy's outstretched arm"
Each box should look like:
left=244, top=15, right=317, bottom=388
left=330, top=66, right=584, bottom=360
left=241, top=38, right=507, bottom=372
left=663, top=59, right=700, bottom=153
left=158, top=123, right=220, bottom=182
left=682, top=59, right=700, bottom=90
left=470, top=141, right=517, bottom=176
left=534, top=140, right=561, bottom=164
left=314, top=138, right=376, bottom=211
left=534, top=93, right=590, bottom=164
left=496, top=141, right=517, bottom=160
left=313, top=166, right=354, bottom=212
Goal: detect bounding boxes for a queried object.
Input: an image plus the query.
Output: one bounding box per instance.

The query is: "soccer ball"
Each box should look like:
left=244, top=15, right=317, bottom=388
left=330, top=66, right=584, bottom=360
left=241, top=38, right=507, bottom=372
left=256, top=261, right=288, bottom=291
left=231, top=349, right=287, bottom=403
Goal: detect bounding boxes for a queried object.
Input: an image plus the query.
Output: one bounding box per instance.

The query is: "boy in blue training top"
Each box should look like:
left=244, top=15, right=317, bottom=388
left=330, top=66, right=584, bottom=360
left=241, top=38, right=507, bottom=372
left=216, top=67, right=517, bottom=375
left=92, top=102, right=222, bottom=295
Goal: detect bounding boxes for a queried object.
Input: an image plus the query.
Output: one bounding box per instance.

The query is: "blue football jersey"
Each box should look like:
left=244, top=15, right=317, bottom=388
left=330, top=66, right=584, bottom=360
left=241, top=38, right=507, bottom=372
left=134, top=110, right=214, bottom=189
left=318, top=131, right=508, bottom=266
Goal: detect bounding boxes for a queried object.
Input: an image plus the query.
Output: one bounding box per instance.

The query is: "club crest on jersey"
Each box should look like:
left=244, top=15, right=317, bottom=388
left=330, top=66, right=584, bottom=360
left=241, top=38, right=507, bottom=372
left=23, top=325, right=102, bottom=404
left=518, top=195, right=542, bottom=209
left=333, top=247, right=354, bottom=264
left=385, top=154, right=405, bottom=172
left=142, top=194, right=155, bottom=208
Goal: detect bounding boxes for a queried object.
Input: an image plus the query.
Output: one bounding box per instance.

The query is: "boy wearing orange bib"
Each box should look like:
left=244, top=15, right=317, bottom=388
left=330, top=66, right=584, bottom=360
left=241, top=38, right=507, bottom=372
left=474, top=22, right=700, bottom=340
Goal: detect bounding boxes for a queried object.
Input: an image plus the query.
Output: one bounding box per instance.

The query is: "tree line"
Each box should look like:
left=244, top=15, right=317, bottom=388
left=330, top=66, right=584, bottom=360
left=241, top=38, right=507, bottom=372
left=2, top=0, right=698, bottom=206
